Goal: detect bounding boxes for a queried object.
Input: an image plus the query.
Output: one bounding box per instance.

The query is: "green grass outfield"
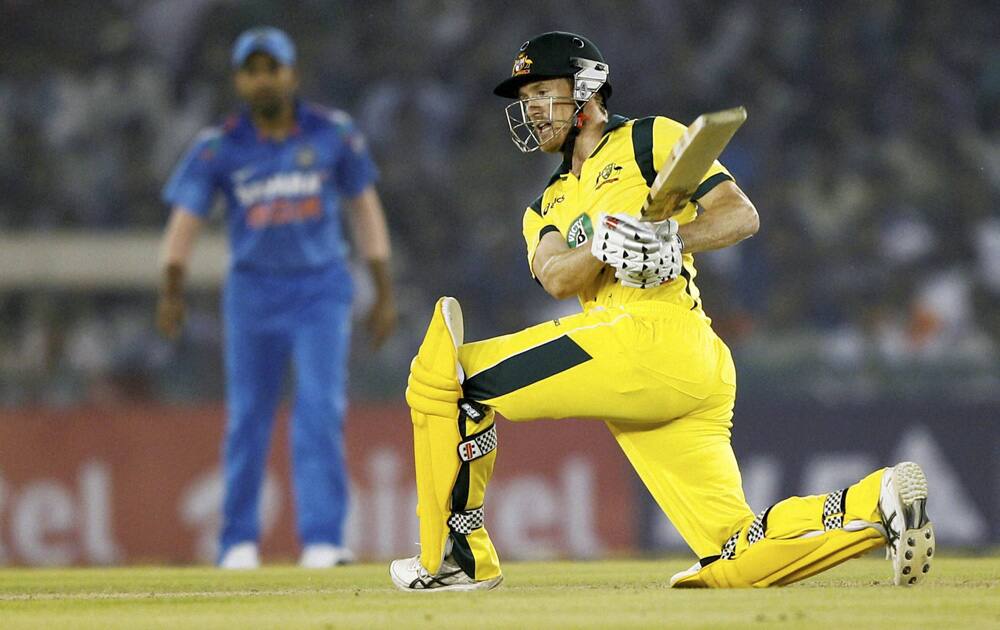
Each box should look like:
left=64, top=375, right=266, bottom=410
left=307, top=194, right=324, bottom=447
left=0, top=556, right=998, bottom=629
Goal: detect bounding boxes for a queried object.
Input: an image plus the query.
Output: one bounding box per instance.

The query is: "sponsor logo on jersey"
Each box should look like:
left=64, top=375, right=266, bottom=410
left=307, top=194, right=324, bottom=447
left=566, top=213, right=593, bottom=248
left=512, top=53, right=533, bottom=76
left=595, top=162, right=623, bottom=190
left=542, top=194, right=565, bottom=216
left=234, top=171, right=323, bottom=206
left=246, top=197, right=322, bottom=228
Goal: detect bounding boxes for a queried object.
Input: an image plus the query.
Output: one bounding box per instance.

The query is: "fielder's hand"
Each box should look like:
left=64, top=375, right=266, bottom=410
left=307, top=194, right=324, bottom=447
left=156, top=264, right=186, bottom=340
left=591, top=213, right=683, bottom=288
left=367, top=294, right=397, bottom=350
left=156, top=293, right=185, bottom=340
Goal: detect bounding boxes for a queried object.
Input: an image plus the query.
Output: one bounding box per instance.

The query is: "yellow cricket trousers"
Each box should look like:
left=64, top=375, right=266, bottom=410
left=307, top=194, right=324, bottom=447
left=458, top=301, right=756, bottom=558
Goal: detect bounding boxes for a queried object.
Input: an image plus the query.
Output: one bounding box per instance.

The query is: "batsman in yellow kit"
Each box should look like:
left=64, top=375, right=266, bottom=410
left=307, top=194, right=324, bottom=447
left=390, top=31, right=935, bottom=591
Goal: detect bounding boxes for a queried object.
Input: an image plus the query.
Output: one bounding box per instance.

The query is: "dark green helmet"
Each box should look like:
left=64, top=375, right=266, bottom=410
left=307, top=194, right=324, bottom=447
left=493, top=31, right=611, bottom=103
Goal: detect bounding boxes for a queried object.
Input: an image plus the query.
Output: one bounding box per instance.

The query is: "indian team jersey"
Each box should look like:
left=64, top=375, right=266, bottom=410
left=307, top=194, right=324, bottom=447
left=522, top=114, right=733, bottom=320
left=163, top=101, right=378, bottom=273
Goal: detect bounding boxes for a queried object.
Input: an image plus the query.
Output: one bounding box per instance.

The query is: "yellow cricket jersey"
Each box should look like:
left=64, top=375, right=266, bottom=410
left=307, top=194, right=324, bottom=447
left=522, top=114, right=733, bottom=320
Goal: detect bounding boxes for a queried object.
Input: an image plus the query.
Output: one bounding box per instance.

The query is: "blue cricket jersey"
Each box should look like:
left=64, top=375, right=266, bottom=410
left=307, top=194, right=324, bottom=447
left=163, top=101, right=378, bottom=277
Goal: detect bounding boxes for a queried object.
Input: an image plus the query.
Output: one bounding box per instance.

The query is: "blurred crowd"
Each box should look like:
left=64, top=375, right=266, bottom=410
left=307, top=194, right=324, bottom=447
left=1, top=0, right=998, bottom=406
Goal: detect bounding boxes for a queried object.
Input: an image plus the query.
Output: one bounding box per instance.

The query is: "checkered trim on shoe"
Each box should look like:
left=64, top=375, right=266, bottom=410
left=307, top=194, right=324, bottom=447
left=719, top=531, right=740, bottom=560
left=447, top=506, right=485, bottom=535
left=746, top=507, right=771, bottom=547
left=823, top=488, right=848, bottom=530
left=457, top=424, right=497, bottom=462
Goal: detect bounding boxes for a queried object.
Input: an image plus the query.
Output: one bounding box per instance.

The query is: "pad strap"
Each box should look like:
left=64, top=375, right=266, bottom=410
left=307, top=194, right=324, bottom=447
left=447, top=506, right=485, bottom=535
left=457, top=424, right=498, bottom=462
left=823, top=488, right=849, bottom=531
left=719, top=531, right=740, bottom=560
left=719, top=505, right=772, bottom=561
left=746, top=506, right=772, bottom=547
left=458, top=398, right=489, bottom=423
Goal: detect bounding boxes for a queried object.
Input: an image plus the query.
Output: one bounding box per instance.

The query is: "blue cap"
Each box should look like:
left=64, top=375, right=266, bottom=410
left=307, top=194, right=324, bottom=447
left=231, top=27, right=296, bottom=67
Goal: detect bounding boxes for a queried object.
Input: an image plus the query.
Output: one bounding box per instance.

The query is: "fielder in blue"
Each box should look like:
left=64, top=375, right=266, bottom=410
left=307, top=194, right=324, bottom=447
left=157, top=27, right=397, bottom=569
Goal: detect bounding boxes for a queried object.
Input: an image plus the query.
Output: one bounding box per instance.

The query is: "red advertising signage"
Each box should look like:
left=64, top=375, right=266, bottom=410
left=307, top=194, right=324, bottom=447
left=0, top=404, right=637, bottom=566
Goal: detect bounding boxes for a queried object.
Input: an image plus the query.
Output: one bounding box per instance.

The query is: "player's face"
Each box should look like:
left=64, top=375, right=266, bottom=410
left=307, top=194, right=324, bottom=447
left=234, top=53, right=298, bottom=119
left=508, top=78, right=577, bottom=153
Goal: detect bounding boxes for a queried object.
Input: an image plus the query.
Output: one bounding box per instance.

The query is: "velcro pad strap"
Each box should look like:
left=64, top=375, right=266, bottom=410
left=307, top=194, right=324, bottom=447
left=746, top=506, right=771, bottom=547
left=447, top=506, right=485, bottom=535
left=719, top=531, right=740, bottom=560
left=822, top=488, right=848, bottom=531
left=457, top=423, right=497, bottom=462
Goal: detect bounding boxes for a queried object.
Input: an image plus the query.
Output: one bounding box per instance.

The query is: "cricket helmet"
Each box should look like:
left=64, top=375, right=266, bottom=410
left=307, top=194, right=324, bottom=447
left=493, top=31, right=611, bottom=103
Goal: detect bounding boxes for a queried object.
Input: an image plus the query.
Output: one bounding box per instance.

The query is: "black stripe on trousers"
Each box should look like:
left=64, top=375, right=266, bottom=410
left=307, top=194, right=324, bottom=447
left=450, top=410, right=476, bottom=576
left=450, top=532, right=476, bottom=578
left=463, top=335, right=592, bottom=402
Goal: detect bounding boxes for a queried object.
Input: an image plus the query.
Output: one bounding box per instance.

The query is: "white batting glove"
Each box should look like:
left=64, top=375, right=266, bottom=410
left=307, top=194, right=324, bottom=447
left=591, top=213, right=683, bottom=289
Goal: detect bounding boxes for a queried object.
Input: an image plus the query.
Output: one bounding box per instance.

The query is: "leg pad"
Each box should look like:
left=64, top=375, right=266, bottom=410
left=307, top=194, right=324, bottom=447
left=671, top=527, right=885, bottom=588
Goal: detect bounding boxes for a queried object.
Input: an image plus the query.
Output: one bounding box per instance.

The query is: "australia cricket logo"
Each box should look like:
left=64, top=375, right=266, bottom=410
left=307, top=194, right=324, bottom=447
left=595, top=162, right=623, bottom=190
left=566, top=213, right=593, bottom=248
left=512, top=53, right=533, bottom=76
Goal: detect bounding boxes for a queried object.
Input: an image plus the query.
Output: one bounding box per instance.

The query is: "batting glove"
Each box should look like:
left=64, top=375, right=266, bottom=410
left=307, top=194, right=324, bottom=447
left=591, top=213, right=683, bottom=289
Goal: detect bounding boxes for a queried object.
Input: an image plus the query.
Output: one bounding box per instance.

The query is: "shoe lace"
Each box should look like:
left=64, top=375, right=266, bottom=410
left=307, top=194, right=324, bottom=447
left=878, top=504, right=901, bottom=552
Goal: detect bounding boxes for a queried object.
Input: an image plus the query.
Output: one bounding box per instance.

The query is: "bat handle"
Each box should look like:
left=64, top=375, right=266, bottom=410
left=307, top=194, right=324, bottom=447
left=642, top=191, right=689, bottom=222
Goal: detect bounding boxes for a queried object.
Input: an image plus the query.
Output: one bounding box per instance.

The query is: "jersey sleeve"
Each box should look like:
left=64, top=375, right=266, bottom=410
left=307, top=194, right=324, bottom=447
left=332, top=114, right=379, bottom=198
left=651, top=116, right=734, bottom=202
left=161, top=129, right=220, bottom=217
left=522, top=197, right=559, bottom=278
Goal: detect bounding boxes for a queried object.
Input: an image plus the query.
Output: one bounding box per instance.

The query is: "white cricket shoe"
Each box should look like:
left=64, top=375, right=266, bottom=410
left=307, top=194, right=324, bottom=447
left=878, top=461, right=934, bottom=586
left=389, top=553, right=503, bottom=592
left=299, top=544, right=355, bottom=568
left=219, top=542, right=260, bottom=569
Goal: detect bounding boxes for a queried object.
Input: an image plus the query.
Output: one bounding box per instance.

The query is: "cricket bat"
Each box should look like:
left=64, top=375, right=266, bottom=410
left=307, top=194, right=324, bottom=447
left=640, top=106, right=747, bottom=221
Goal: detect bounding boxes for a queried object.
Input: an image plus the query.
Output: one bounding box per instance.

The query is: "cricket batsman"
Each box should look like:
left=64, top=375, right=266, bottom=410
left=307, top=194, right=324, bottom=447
left=390, top=31, right=934, bottom=590
left=158, top=27, right=396, bottom=568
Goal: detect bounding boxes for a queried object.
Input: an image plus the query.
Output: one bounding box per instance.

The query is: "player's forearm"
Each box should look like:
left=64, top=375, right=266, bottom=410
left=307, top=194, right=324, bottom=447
left=159, top=208, right=203, bottom=301
left=678, top=185, right=759, bottom=253
left=368, top=258, right=394, bottom=299
left=348, top=187, right=392, bottom=261
left=536, top=244, right=605, bottom=300
left=160, top=208, right=204, bottom=270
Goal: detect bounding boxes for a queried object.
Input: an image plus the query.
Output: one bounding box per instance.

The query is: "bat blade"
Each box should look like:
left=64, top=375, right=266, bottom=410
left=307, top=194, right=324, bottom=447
left=640, top=106, right=747, bottom=221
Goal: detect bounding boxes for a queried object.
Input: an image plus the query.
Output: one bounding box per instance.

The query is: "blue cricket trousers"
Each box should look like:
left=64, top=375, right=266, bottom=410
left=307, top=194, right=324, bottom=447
left=219, top=264, right=352, bottom=555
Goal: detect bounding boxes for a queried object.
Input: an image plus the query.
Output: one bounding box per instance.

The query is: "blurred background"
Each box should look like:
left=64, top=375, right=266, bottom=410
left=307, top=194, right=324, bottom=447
left=0, top=0, right=997, bottom=566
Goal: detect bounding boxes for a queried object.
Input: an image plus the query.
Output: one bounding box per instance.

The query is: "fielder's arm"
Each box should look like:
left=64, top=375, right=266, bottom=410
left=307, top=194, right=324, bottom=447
left=346, top=185, right=397, bottom=348
left=157, top=207, right=204, bottom=339
left=676, top=180, right=759, bottom=253
left=531, top=231, right=605, bottom=300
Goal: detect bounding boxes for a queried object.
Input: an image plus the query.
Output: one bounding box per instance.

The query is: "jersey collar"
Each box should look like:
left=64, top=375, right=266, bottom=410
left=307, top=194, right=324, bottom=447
left=604, top=114, right=629, bottom=134
left=548, top=113, right=630, bottom=185
left=233, top=100, right=305, bottom=142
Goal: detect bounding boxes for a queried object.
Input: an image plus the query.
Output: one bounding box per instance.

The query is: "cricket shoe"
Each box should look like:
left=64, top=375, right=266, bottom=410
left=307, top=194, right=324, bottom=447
left=878, top=461, right=934, bottom=586
left=219, top=542, right=259, bottom=569
left=299, top=544, right=355, bottom=568
left=389, top=553, right=503, bottom=592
